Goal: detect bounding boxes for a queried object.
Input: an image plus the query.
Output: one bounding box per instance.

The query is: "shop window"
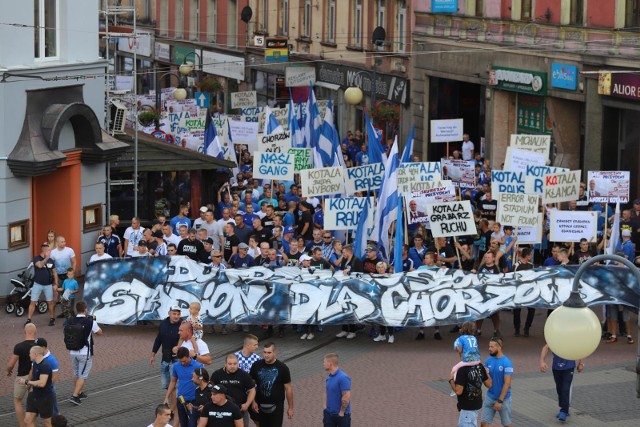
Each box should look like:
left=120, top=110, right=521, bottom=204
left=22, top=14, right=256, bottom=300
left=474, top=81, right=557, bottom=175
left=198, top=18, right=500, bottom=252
left=207, top=0, right=216, bottom=42
left=353, top=0, right=362, bottom=47
left=8, top=220, right=29, bottom=251
left=83, top=204, right=103, bottom=233
left=34, top=0, right=58, bottom=60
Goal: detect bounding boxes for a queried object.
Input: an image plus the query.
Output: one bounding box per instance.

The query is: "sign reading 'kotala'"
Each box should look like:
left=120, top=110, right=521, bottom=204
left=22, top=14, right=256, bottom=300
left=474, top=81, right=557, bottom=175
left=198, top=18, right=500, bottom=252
left=324, top=197, right=374, bottom=230
left=230, top=91, right=257, bottom=109
left=300, top=167, right=345, bottom=197
left=84, top=258, right=640, bottom=326
left=426, top=200, right=476, bottom=238
left=542, top=170, right=581, bottom=204
left=345, top=163, right=385, bottom=194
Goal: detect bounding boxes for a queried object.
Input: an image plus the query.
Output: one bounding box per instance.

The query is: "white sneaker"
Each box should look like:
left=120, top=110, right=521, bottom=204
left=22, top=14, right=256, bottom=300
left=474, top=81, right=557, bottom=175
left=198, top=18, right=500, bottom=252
left=388, top=335, right=395, bottom=344
left=346, top=332, right=356, bottom=339
left=300, top=334, right=308, bottom=340
left=336, top=331, right=348, bottom=338
left=373, top=334, right=387, bottom=342
left=306, top=333, right=315, bottom=340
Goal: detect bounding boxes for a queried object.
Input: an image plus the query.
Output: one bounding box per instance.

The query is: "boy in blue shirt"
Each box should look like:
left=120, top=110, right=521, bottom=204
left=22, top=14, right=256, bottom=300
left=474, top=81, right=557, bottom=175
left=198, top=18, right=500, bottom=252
left=57, top=268, right=79, bottom=319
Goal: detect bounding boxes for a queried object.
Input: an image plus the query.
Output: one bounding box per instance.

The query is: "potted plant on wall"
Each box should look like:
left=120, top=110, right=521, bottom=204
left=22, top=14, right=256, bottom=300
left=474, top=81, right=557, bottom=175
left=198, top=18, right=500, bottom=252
left=138, top=110, right=161, bottom=127
left=197, top=76, right=223, bottom=94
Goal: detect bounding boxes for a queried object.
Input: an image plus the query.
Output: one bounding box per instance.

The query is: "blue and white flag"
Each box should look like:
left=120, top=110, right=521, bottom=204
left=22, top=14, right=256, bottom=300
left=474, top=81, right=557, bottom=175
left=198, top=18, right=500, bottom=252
left=401, top=126, right=415, bottom=164
left=316, top=100, right=346, bottom=168
left=228, top=119, right=240, bottom=177
left=264, top=105, right=284, bottom=135
left=374, top=136, right=399, bottom=259
left=204, top=112, right=223, bottom=158
left=393, top=197, right=404, bottom=273
left=354, top=198, right=371, bottom=259
left=606, top=202, right=621, bottom=256
left=288, top=91, right=304, bottom=147
left=303, top=82, right=321, bottom=149
left=365, top=110, right=384, bottom=165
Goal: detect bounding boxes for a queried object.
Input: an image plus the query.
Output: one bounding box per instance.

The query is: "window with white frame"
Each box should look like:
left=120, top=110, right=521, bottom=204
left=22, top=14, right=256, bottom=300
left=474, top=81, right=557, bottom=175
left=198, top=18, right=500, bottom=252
left=569, top=0, right=584, bottom=24
left=34, top=0, right=58, bottom=59
left=207, top=0, right=216, bottom=41
left=281, top=0, right=289, bottom=35
left=377, top=0, right=386, bottom=27
left=159, top=0, right=169, bottom=35
left=327, top=0, right=336, bottom=43
left=397, top=0, right=406, bottom=53
left=175, top=0, right=184, bottom=38
left=521, top=0, right=534, bottom=20
left=260, top=0, right=268, bottom=32
left=303, top=0, right=311, bottom=38
left=354, top=0, right=362, bottom=47
left=189, top=0, right=199, bottom=40
left=228, top=0, right=238, bottom=47
left=625, top=0, right=640, bottom=28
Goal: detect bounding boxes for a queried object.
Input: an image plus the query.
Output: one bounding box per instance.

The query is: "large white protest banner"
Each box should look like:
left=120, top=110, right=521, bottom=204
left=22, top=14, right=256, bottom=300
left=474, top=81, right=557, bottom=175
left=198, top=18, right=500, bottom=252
left=405, top=181, right=456, bottom=225
left=285, top=67, right=316, bottom=87
left=587, top=171, right=630, bottom=203
left=288, top=148, right=313, bottom=171
left=231, top=91, right=257, bottom=109
left=345, top=163, right=385, bottom=194
left=426, top=200, right=476, bottom=238
left=550, top=210, right=598, bottom=242
left=504, top=147, right=546, bottom=173
left=510, top=134, right=551, bottom=162
left=430, top=118, right=464, bottom=142
left=258, top=131, right=292, bottom=153
left=253, top=151, right=294, bottom=181
left=492, top=171, right=525, bottom=196
left=496, top=193, right=540, bottom=227
left=516, top=213, right=544, bottom=244
left=440, top=159, right=476, bottom=189
left=523, top=166, right=569, bottom=195
left=300, top=167, right=345, bottom=197
left=228, top=119, right=259, bottom=147
left=397, top=162, right=441, bottom=193
left=324, top=197, right=374, bottom=230
left=542, top=170, right=581, bottom=204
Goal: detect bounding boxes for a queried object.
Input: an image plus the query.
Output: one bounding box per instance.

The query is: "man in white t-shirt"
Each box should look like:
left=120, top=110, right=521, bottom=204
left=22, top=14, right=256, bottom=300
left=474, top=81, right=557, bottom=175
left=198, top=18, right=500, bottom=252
left=200, top=211, right=222, bottom=250
left=123, top=217, right=145, bottom=257
left=174, top=322, right=212, bottom=365
left=461, top=133, right=475, bottom=161
left=50, top=236, right=76, bottom=283
left=68, top=301, right=103, bottom=405
left=161, top=223, right=181, bottom=247
left=193, top=206, right=208, bottom=230
left=148, top=403, right=173, bottom=427
left=88, top=242, right=112, bottom=264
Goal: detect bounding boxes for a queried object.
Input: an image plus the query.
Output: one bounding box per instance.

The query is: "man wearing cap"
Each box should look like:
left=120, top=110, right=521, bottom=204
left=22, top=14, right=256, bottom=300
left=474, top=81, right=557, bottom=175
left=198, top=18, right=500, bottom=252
left=210, top=354, right=256, bottom=427
left=363, top=245, right=381, bottom=274
left=194, top=206, right=209, bottom=230
left=234, top=214, right=252, bottom=244
left=229, top=243, right=254, bottom=269
left=153, top=230, right=168, bottom=256
left=27, top=243, right=58, bottom=326
left=197, top=383, right=243, bottom=427
left=617, top=229, right=635, bottom=261
left=298, top=254, right=313, bottom=268
left=97, top=225, right=122, bottom=258
left=202, top=237, right=214, bottom=262
left=132, top=239, right=151, bottom=257
left=179, top=229, right=209, bottom=263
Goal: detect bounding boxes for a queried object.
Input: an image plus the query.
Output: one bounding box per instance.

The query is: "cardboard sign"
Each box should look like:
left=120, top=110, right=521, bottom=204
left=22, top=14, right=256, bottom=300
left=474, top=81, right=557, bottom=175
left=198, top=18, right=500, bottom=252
left=504, top=147, right=546, bottom=172
left=300, top=167, right=345, bottom=197
left=285, top=67, right=316, bottom=87
left=231, top=91, right=257, bottom=109
left=426, top=200, right=476, bottom=238
left=324, top=197, right=374, bottom=230
left=550, top=210, right=598, bottom=242
left=440, top=159, right=476, bottom=189
left=515, top=213, right=544, bottom=245
left=397, top=162, right=442, bottom=193
left=228, top=120, right=259, bottom=147
left=496, top=193, right=540, bottom=227
left=405, top=181, right=457, bottom=225
left=492, top=171, right=525, bottom=197
left=510, top=134, right=551, bottom=162
left=253, top=151, right=294, bottom=181
left=344, top=163, right=385, bottom=194
left=430, top=118, right=464, bottom=143
left=287, top=148, right=313, bottom=171
left=258, top=106, right=289, bottom=132
left=258, top=131, right=292, bottom=153
left=586, top=171, right=630, bottom=203
left=542, top=170, right=581, bottom=204
left=523, top=166, right=570, bottom=195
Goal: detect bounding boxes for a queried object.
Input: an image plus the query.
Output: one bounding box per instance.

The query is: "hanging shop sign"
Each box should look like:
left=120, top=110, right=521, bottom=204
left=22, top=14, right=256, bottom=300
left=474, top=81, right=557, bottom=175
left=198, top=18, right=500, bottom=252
left=265, top=38, right=289, bottom=63
left=598, top=72, right=640, bottom=101
left=489, top=66, right=547, bottom=96
left=550, top=63, right=578, bottom=91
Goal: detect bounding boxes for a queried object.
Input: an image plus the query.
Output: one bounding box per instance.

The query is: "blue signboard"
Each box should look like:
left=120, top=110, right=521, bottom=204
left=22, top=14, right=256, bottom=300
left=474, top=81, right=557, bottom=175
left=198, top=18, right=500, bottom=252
left=432, top=0, right=458, bottom=13
left=550, top=63, right=578, bottom=91
left=195, top=92, right=210, bottom=108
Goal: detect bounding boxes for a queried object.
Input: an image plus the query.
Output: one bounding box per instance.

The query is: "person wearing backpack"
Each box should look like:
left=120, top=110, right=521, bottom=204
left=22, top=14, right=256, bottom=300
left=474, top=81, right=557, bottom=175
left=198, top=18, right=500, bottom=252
left=64, top=301, right=102, bottom=406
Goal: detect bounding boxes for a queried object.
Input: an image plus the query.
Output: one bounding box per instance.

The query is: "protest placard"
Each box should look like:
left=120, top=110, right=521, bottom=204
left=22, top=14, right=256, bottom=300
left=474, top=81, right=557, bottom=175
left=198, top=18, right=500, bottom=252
left=405, top=181, right=457, bottom=225
left=288, top=148, right=313, bottom=171
left=515, top=213, right=544, bottom=244
left=258, top=131, right=292, bottom=153
left=523, top=166, right=570, bottom=195
left=542, top=170, right=581, bottom=204
left=586, top=171, right=630, bottom=203
left=510, top=134, right=551, bottom=162
left=492, top=170, right=525, bottom=196
left=179, top=115, right=207, bottom=132
left=285, top=67, right=316, bottom=87
left=240, top=106, right=263, bottom=123
left=550, top=210, right=598, bottom=242
left=426, top=200, right=476, bottom=238
left=397, top=162, right=441, bottom=193
left=496, top=193, right=540, bottom=227
left=344, top=163, right=385, bottom=194
left=300, top=167, right=345, bottom=197
left=440, top=159, right=476, bottom=189
left=231, top=91, right=257, bottom=109
left=504, top=147, right=546, bottom=173
left=258, top=106, right=289, bottom=132
left=324, top=197, right=374, bottom=230
left=430, top=118, right=464, bottom=142
left=228, top=119, right=259, bottom=147
left=253, top=151, right=294, bottom=181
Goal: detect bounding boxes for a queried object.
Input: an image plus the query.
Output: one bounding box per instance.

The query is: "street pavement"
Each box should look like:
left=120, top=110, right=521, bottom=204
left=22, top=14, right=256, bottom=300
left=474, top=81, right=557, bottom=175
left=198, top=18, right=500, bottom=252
left=0, top=308, right=639, bottom=426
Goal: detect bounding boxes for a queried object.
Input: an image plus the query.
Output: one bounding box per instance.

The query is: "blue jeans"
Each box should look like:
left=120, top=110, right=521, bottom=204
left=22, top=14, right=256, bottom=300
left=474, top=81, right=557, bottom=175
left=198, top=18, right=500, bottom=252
left=177, top=398, right=198, bottom=427
left=160, top=361, right=173, bottom=389
left=323, top=409, right=351, bottom=427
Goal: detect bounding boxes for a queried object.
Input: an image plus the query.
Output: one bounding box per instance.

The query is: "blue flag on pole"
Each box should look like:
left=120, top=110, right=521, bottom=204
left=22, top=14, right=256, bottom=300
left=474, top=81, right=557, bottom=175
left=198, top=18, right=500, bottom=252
left=393, top=197, right=404, bottom=273
left=401, top=126, right=415, bottom=164
left=373, top=136, right=399, bottom=259
left=354, top=198, right=370, bottom=259
left=365, top=110, right=384, bottom=164
left=204, top=112, right=223, bottom=158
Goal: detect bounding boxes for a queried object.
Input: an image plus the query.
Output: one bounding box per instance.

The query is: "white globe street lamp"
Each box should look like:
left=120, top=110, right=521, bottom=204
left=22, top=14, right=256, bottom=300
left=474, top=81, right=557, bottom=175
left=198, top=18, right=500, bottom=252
left=344, top=86, right=364, bottom=106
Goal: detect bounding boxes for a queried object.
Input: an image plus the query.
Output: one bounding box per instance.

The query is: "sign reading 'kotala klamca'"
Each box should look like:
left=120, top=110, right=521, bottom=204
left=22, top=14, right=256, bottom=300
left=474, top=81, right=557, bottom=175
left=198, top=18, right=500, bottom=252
left=83, top=258, right=640, bottom=326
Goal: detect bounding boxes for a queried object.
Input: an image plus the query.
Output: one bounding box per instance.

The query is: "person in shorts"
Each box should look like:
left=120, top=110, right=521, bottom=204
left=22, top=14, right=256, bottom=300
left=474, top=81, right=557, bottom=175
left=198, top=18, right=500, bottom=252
left=27, top=243, right=58, bottom=326
left=481, top=338, right=513, bottom=427
left=21, top=346, right=55, bottom=426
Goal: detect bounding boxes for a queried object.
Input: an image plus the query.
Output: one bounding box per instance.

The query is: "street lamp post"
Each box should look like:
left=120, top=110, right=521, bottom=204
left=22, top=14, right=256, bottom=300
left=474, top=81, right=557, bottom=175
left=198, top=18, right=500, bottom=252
left=544, top=254, right=640, bottom=398
left=154, top=71, right=190, bottom=128
left=180, top=51, right=202, bottom=81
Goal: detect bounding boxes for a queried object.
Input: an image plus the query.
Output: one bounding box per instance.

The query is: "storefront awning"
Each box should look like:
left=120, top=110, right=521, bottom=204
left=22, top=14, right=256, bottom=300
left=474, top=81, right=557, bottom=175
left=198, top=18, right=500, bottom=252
left=314, top=81, right=341, bottom=91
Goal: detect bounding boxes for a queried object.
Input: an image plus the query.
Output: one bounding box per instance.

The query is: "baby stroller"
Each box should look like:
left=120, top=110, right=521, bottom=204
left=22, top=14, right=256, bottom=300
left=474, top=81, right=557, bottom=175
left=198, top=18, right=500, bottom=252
left=5, top=264, right=48, bottom=317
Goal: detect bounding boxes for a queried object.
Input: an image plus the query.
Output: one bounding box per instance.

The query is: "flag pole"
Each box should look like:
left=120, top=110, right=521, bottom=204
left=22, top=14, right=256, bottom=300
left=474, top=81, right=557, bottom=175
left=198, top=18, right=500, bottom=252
left=453, top=236, right=462, bottom=269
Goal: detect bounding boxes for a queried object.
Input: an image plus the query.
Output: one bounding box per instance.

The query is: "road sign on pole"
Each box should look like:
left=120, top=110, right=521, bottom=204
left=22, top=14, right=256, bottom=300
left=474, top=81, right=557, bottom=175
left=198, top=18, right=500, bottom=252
left=195, top=92, right=210, bottom=108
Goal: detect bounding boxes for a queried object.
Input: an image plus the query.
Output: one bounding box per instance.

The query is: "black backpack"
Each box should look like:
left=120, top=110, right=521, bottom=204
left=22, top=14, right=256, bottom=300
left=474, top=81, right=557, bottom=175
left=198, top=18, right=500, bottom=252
left=64, top=317, right=90, bottom=351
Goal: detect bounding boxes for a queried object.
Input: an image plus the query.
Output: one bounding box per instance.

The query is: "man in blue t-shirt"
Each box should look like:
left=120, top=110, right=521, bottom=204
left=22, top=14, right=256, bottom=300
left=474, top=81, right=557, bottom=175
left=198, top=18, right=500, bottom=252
left=164, top=347, right=203, bottom=427
left=22, top=345, right=55, bottom=425
left=323, top=353, right=351, bottom=427
left=540, top=344, right=584, bottom=422
left=481, top=338, right=513, bottom=427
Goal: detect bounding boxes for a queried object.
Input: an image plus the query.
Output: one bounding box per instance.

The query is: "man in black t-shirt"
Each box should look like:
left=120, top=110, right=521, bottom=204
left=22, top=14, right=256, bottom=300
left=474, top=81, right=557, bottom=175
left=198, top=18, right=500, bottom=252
left=223, top=223, right=240, bottom=263
left=210, top=354, right=256, bottom=424
left=7, top=323, right=37, bottom=426
left=250, top=343, right=294, bottom=427
left=198, top=384, right=243, bottom=427
left=178, top=229, right=209, bottom=263
left=363, top=246, right=381, bottom=274
left=310, top=248, right=333, bottom=271
left=28, top=243, right=58, bottom=325
left=450, top=362, right=491, bottom=426
left=298, top=202, right=314, bottom=242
